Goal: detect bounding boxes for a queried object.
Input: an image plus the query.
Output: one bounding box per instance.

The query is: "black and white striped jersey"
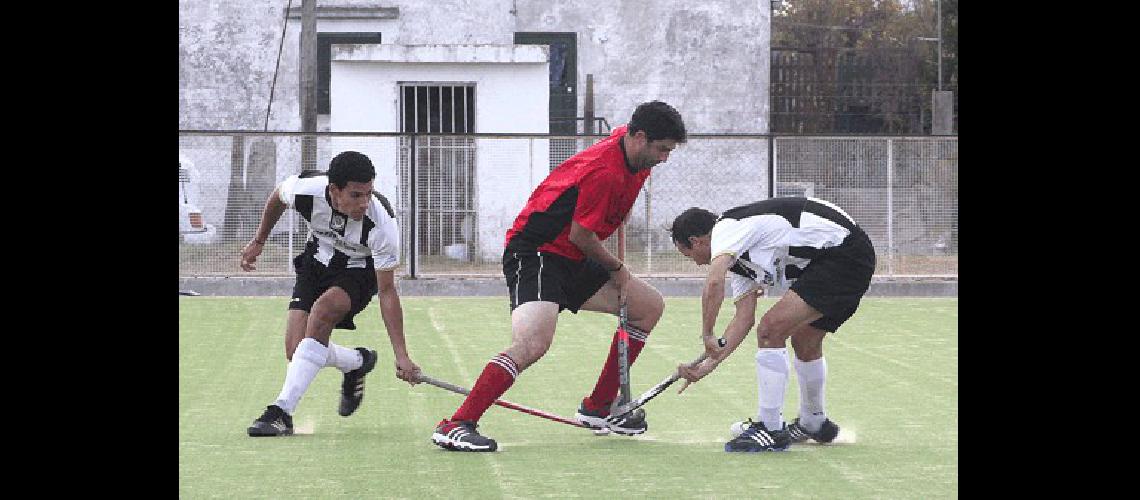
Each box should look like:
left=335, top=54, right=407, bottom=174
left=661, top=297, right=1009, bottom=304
left=278, top=174, right=400, bottom=271
left=710, top=197, right=858, bottom=301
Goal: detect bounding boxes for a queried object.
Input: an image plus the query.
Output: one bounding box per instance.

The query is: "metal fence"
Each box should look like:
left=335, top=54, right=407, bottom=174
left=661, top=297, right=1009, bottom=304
left=179, top=131, right=956, bottom=279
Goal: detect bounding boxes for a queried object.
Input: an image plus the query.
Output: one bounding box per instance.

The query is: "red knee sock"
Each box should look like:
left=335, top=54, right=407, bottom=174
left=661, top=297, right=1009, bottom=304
left=450, top=353, right=519, bottom=423
left=583, top=325, right=649, bottom=413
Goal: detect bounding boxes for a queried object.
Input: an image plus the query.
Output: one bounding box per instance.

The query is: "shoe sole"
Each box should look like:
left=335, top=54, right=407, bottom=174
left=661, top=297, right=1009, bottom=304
left=431, top=432, right=497, bottom=452
left=247, top=426, right=294, bottom=437
left=609, top=426, right=647, bottom=436
left=724, top=446, right=789, bottom=452
left=724, top=443, right=789, bottom=452
left=575, top=412, right=608, bottom=429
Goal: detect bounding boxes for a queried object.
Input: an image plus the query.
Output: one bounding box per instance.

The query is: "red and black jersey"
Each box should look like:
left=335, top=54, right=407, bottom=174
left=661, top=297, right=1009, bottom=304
left=505, top=125, right=650, bottom=261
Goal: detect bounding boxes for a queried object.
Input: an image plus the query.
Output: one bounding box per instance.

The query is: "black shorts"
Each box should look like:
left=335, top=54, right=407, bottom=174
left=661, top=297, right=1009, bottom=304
left=289, top=254, right=377, bottom=330
left=503, top=250, right=611, bottom=313
left=790, top=228, right=876, bottom=332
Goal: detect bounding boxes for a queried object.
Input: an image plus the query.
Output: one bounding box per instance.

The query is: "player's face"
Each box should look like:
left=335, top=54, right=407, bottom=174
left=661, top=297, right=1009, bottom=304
left=674, top=235, right=711, bottom=265
left=330, top=180, right=374, bottom=221
left=632, top=132, right=678, bottom=171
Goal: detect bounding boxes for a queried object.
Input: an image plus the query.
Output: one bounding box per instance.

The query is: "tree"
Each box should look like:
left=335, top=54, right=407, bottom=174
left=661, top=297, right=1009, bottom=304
left=771, top=0, right=955, bottom=133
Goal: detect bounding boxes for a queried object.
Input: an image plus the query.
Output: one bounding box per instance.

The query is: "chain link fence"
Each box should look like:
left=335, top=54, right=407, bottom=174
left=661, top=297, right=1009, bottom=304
left=179, top=131, right=956, bottom=279
left=774, top=136, right=958, bottom=276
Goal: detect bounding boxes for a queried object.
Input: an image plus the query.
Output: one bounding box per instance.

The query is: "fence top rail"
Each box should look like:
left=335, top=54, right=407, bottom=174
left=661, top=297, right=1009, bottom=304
left=178, top=130, right=956, bottom=139
left=774, top=135, right=958, bottom=141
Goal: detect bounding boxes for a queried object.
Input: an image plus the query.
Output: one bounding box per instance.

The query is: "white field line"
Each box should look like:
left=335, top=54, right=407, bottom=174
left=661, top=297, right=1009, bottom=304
left=428, top=306, right=507, bottom=495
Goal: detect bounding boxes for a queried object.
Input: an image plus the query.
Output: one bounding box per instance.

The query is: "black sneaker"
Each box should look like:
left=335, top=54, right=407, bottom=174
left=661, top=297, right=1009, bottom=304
left=575, top=400, right=648, bottom=436
left=724, top=420, right=790, bottom=452
left=785, top=417, right=840, bottom=444
left=338, top=348, right=378, bottom=417
left=247, top=405, right=294, bottom=437
left=431, top=419, right=498, bottom=452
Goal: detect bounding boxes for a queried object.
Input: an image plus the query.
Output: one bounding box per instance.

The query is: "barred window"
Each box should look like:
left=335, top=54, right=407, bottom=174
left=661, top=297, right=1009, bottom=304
left=399, top=84, right=478, bottom=264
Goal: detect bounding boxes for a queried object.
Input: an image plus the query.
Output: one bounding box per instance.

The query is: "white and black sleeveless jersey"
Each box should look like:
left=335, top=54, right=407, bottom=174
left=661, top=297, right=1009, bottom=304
left=278, top=173, right=400, bottom=271
left=710, top=197, right=858, bottom=301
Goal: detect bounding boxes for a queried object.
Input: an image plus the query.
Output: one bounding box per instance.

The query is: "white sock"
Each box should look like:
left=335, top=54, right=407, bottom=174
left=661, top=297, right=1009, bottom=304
left=324, top=342, right=363, bottom=374
left=794, top=356, right=828, bottom=432
left=755, top=348, right=789, bottom=431
left=274, top=338, right=328, bottom=415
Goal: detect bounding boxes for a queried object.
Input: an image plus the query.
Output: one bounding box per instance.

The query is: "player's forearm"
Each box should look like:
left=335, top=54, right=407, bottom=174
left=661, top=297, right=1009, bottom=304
left=377, top=288, right=410, bottom=359
left=568, top=225, right=622, bottom=271
left=717, top=312, right=754, bottom=360
left=253, top=187, right=287, bottom=242
left=700, top=279, right=725, bottom=337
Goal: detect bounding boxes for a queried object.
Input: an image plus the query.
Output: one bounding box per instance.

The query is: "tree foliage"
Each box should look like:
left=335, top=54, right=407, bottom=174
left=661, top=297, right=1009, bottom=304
left=771, top=0, right=956, bottom=133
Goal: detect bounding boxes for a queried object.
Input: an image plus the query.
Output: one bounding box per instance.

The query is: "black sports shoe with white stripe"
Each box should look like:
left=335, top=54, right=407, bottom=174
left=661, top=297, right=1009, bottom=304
left=575, top=400, right=648, bottom=435
left=724, top=420, right=790, bottom=452
left=432, top=420, right=498, bottom=452
left=785, top=417, right=840, bottom=444
left=247, top=405, right=294, bottom=437
left=604, top=408, right=648, bottom=435
left=338, top=348, right=378, bottom=417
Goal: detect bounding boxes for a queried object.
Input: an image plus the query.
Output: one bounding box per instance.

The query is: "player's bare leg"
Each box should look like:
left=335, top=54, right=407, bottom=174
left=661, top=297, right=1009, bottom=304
left=284, top=310, right=307, bottom=360
left=504, top=301, right=560, bottom=370
left=579, top=274, right=665, bottom=332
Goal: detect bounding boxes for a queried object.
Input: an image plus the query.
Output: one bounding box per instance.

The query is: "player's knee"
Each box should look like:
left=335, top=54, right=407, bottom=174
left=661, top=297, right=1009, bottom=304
left=630, top=287, right=665, bottom=329
left=757, top=313, right=795, bottom=336
left=310, top=300, right=350, bottom=326
left=755, top=319, right=791, bottom=347
left=645, top=288, right=665, bottom=321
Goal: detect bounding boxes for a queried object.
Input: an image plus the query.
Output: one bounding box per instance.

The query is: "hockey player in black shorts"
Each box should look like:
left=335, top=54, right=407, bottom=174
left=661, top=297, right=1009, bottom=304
left=669, top=197, right=876, bottom=452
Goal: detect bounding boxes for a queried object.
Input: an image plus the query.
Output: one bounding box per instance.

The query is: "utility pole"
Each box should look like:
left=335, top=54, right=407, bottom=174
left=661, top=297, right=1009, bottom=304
left=584, top=74, right=595, bottom=134
left=300, top=0, right=317, bottom=171
left=937, top=0, right=942, bottom=91
left=930, top=0, right=953, bottom=135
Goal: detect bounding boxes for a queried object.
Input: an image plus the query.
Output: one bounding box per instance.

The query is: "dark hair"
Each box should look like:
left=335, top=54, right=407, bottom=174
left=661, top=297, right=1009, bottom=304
left=628, top=101, right=687, bottom=143
left=669, top=207, right=718, bottom=249
left=327, top=151, right=376, bottom=188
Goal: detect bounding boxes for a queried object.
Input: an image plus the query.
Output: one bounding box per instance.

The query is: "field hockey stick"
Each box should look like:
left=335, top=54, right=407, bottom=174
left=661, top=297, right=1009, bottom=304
left=606, top=337, right=726, bottom=423
left=417, top=373, right=590, bottom=429
left=610, top=302, right=633, bottom=414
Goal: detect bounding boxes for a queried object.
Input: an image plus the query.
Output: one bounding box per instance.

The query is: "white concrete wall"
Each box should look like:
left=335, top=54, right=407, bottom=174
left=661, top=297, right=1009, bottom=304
left=181, top=0, right=770, bottom=132
left=329, top=44, right=549, bottom=261
left=179, top=0, right=772, bottom=264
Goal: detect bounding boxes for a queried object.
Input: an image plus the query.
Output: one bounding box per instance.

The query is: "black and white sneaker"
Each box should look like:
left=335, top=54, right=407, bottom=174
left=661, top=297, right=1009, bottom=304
left=431, top=420, right=498, bottom=452
left=574, top=400, right=610, bottom=430
left=247, top=405, right=294, bottom=437
left=724, top=420, right=790, bottom=452
left=575, top=400, right=648, bottom=435
left=338, top=348, right=378, bottom=417
left=605, top=408, right=648, bottom=435
left=786, top=417, right=840, bottom=444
